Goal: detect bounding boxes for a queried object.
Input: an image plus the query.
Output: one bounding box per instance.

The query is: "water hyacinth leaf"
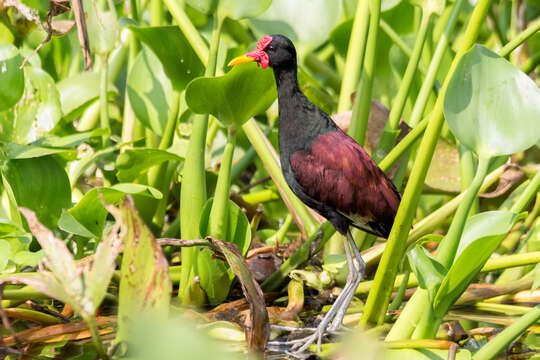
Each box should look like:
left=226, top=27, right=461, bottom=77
left=3, top=156, right=71, bottom=229
left=433, top=211, right=519, bottom=317
left=84, top=0, right=118, bottom=55
left=127, top=48, right=173, bottom=135
left=186, top=62, right=276, bottom=128
left=249, top=0, right=341, bottom=49
left=57, top=72, right=117, bottom=119
left=444, top=45, right=540, bottom=158
left=116, top=148, right=183, bottom=182
left=32, top=128, right=108, bottom=148
left=62, top=186, right=162, bottom=238
left=11, top=67, right=61, bottom=144
left=129, top=26, right=204, bottom=91
left=108, top=197, right=171, bottom=344
left=407, top=245, right=447, bottom=299
left=0, top=43, right=24, bottom=111
left=218, top=0, right=272, bottom=20
left=2, top=142, right=76, bottom=160
left=198, top=198, right=251, bottom=304
left=0, top=239, right=10, bottom=272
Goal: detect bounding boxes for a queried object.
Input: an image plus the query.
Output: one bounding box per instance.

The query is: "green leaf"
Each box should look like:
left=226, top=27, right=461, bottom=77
left=218, top=0, right=272, bottom=19
left=0, top=239, right=10, bottom=272
left=32, top=129, right=108, bottom=148
left=186, top=62, right=276, bottom=128
left=2, top=156, right=71, bottom=229
left=126, top=48, right=174, bottom=136
left=249, top=0, right=342, bottom=49
left=433, top=211, right=519, bottom=316
left=57, top=72, right=117, bottom=120
left=444, top=45, right=540, bottom=158
left=116, top=148, right=182, bottom=182
left=62, top=185, right=163, bottom=238
left=2, top=142, right=77, bottom=160
left=0, top=44, right=24, bottom=111
left=109, top=197, right=171, bottom=344
left=407, top=245, right=447, bottom=300
left=84, top=0, right=118, bottom=55
left=185, top=0, right=270, bottom=19
left=128, top=26, right=204, bottom=92
left=198, top=198, right=251, bottom=303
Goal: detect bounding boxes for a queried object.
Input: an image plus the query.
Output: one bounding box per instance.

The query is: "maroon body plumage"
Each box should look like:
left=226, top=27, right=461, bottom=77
left=290, top=130, right=400, bottom=237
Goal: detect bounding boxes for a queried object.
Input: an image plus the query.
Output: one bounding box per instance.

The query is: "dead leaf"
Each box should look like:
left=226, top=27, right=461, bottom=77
left=480, top=166, right=524, bottom=198
left=209, top=238, right=270, bottom=353
left=51, top=19, right=75, bottom=36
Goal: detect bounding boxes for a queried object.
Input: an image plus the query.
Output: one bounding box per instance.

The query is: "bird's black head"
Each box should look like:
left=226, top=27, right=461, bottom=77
left=228, top=34, right=297, bottom=70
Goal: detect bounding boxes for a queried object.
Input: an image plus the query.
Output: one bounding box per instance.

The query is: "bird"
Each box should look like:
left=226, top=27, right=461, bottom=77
left=229, top=35, right=401, bottom=353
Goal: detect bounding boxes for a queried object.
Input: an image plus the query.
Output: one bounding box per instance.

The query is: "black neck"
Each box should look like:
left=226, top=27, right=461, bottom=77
left=273, top=63, right=300, bottom=100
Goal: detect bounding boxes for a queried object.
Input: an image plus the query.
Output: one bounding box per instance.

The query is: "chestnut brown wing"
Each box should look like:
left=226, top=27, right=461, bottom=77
left=289, top=130, right=400, bottom=237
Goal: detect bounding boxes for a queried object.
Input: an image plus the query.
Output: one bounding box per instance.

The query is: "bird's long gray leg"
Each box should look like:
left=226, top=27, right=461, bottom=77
left=291, top=230, right=365, bottom=354
left=328, top=230, right=365, bottom=330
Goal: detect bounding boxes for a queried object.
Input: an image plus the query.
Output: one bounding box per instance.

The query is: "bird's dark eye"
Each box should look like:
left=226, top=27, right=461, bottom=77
left=267, top=46, right=274, bottom=51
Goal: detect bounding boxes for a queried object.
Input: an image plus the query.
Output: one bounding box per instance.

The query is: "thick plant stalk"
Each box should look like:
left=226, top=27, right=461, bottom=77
left=242, top=119, right=319, bottom=237
left=178, top=16, right=223, bottom=303
left=337, top=0, right=370, bottom=112
left=348, top=0, right=382, bottom=146
left=362, top=0, right=495, bottom=329
left=208, top=128, right=236, bottom=241
left=374, top=9, right=432, bottom=160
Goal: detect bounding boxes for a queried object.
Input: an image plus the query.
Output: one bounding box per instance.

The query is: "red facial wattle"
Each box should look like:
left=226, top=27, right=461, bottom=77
left=245, top=36, right=272, bottom=69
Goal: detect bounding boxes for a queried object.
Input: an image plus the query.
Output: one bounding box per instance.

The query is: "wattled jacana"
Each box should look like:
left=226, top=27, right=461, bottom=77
left=229, top=35, right=401, bottom=353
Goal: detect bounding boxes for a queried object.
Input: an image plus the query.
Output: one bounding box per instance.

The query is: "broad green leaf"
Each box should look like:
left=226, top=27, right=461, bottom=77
left=186, top=62, right=276, bottom=128
left=116, top=148, right=183, bottom=182
left=186, top=0, right=270, bottom=19
left=0, top=44, right=24, bottom=111
left=127, top=48, right=174, bottom=136
left=12, top=67, right=62, bottom=144
left=1, top=142, right=76, bottom=160
left=198, top=198, right=251, bottom=303
left=129, top=26, right=204, bottom=91
left=407, top=245, right=447, bottom=299
left=2, top=156, right=71, bottom=229
left=444, top=45, right=540, bottom=158
left=110, top=197, right=171, bottom=344
left=433, top=211, right=519, bottom=316
left=249, top=0, right=341, bottom=49
left=57, top=72, right=117, bottom=120
left=62, top=185, right=162, bottom=238
left=219, top=0, right=272, bottom=19
left=0, top=239, right=10, bottom=272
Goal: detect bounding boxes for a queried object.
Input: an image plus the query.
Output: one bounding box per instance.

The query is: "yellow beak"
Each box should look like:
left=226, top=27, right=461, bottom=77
left=228, top=55, right=255, bottom=67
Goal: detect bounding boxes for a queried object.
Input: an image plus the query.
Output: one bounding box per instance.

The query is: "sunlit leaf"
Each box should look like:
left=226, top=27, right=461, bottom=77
left=186, top=62, right=276, bottom=128
left=127, top=48, right=173, bottom=135
left=84, top=0, right=118, bottom=55
left=116, top=148, right=182, bottom=182
left=0, top=44, right=24, bottom=111
left=129, top=26, right=204, bottom=91
left=444, top=45, right=540, bottom=158
left=433, top=211, right=519, bottom=316
left=407, top=245, right=447, bottom=299
left=185, top=0, right=270, bottom=19
left=57, top=72, right=117, bottom=120
left=0, top=239, right=10, bottom=272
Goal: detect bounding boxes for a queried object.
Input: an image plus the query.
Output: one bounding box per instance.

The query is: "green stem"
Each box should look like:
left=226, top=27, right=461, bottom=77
left=178, top=15, right=223, bottom=303
left=500, top=17, right=540, bottom=57
left=408, top=0, right=466, bottom=128
left=163, top=0, right=209, bottom=64
left=208, top=128, right=236, bottom=241
left=99, top=55, right=110, bottom=147
left=337, top=0, right=370, bottom=112
left=473, top=305, right=540, bottom=360
left=510, top=170, right=540, bottom=213
left=458, top=146, right=478, bottom=215
left=83, top=314, right=108, bottom=359
left=380, top=19, right=412, bottom=58
left=362, top=0, right=495, bottom=328
left=241, top=119, right=319, bottom=237
left=436, top=157, right=489, bottom=267
left=150, top=0, right=163, bottom=26
left=348, top=0, right=381, bottom=145
left=521, top=50, right=540, bottom=73
left=375, top=10, right=432, bottom=160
